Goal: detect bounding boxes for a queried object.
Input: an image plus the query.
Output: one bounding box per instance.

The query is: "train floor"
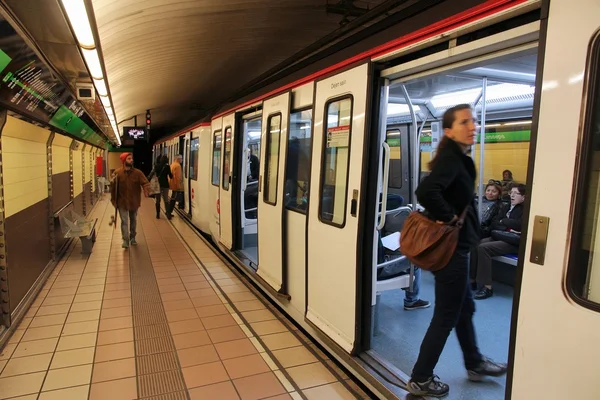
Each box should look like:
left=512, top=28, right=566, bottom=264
left=372, top=272, right=513, bottom=399
left=0, top=196, right=369, bottom=400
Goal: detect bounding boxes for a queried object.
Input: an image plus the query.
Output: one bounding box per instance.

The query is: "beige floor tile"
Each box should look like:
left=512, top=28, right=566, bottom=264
left=47, top=287, right=77, bottom=297
left=56, top=332, right=97, bottom=351
left=50, top=348, right=95, bottom=369
left=80, top=278, right=106, bottom=287
left=29, top=313, right=67, bottom=328
left=201, top=314, right=237, bottom=330
left=207, top=326, right=246, bottom=344
left=98, top=316, right=132, bottom=331
left=13, top=337, right=59, bottom=358
left=96, top=328, right=134, bottom=346
left=76, top=285, right=105, bottom=294
left=162, top=299, right=194, bottom=311
left=195, top=304, right=229, bottom=318
left=165, top=308, right=198, bottom=323
left=69, top=301, right=102, bottom=312
left=273, top=346, right=317, bottom=368
left=94, top=342, right=135, bottom=363
left=102, top=290, right=131, bottom=300
left=104, top=282, right=131, bottom=292
left=191, top=295, right=222, bottom=307
left=0, top=353, right=53, bottom=377
left=36, top=304, right=71, bottom=316
left=42, top=364, right=93, bottom=391
left=286, top=362, right=337, bottom=389
left=0, top=360, right=6, bottom=374
left=184, top=281, right=212, bottom=290
left=66, top=310, right=101, bottom=324
left=168, top=319, right=205, bottom=335
left=222, top=353, right=270, bottom=379
left=62, top=320, right=99, bottom=336
left=241, top=309, right=276, bottom=323
left=214, top=338, right=258, bottom=360
left=92, top=358, right=136, bottom=383
left=38, top=385, right=90, bottom=400
left=89, top=377, right=137, bottom=400
left=21, top=325, right=62, bottom=342
left=173, top=331, right=211, bottom=350
left=74, top=293, right=103, bottom=303
left=250, top=320, right=288, bottom=336
left=182, top=361, right=229, bottom=389
left=177, top=345, right=219, bottom=368
left=0, top=343, right=17, bottom=360
left=189, top=381, right=240, bottom=400
left=234, top=300, right=266, bottom=312
left=101, top=298, right=131, bottom=309
left=261, top=332, right=302, bottom=351
left=41, top=295, right=75, bottom=306
left=0, top=371, right=45, bottom=399
left=232, top=372, right=286, bottom=400
left=7, top=329, right=25, bottom=345
left=303, top=382, right=357, bottom=400
left=100, top=306, right=132, bottom=319
left=227, top=292, right=257, bottom=302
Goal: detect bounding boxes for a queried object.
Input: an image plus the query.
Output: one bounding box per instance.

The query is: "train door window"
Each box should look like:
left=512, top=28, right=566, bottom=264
left=285, top=109, right=312, bottom=213
left=185, top=139, right=189, bottom=178
left=264, top=114, right=282, bottom=205
left=222, top=127, right=232, bottom=190
left=212, top=131, right=222, bottom=186
left=190, top=137, right=199, bottom=181
left=319, top=97, right=352, bottom=226
left=386, top=129, right=402, bottom=189
left=568, top=33, right=600, bottom=308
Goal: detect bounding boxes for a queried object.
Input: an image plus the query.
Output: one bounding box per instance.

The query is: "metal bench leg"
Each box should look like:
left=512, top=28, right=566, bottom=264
left=374, top=293, right=381, bottom=337
left=81, top=228, right=96, bottom=255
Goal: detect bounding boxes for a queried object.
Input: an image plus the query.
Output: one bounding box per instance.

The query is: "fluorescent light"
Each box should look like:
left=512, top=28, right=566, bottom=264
left=430, top=83, right=535, bottom=109
left=503, top=120, right=532, bottom=126
left=93, top=78, right=107, bottom=96
left=108, top=114, right=115, bottom=122
left=61, top=0, right=96, bottom=48
left=99, top=95, right=110, bottom=107
left=105, top=106, right=113, bottom=116
left=81, top=48, right=103, bottom=79
left=387, top=103, right=421, bottom=115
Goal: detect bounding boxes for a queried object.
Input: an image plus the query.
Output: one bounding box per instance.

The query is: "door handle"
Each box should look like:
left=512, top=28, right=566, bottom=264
left=259, top=175, right=262, bottom=193
left=350, top=189, right=358, bottom=217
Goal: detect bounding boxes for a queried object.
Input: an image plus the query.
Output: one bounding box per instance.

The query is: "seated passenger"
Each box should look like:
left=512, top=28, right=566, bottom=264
left=500, top=169, right=514, bottom=200
left=476, top=180, right=503, bottom=237
left=471, top=184, right=526, bottom=300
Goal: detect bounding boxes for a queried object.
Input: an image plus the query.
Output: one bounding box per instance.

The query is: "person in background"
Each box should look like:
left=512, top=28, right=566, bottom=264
left=472, top=183, right=526, bottom=300
left=148, top=155, right=172, bottom=219
left=166, top=154, right=184, bottom=220
left=501, top=170, right=513, bottom=200
left=407, top=104, right=507, bottom=397
left=110, top=152, right=149, bottom=248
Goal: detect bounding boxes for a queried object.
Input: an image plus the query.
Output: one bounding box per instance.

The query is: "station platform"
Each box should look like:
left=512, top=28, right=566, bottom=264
left=0, top=196, right=370, bottom=400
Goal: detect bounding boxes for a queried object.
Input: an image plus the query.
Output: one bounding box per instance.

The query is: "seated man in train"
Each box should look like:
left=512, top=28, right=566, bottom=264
left=471, top=183, right=526, bottom=300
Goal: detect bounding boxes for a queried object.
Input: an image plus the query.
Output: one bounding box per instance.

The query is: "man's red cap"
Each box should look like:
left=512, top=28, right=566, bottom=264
left=120, top=152, right=130, bottom=164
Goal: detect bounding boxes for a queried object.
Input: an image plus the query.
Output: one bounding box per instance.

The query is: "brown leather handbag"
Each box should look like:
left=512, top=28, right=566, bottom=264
left=400, top=208, right=468, bottom=272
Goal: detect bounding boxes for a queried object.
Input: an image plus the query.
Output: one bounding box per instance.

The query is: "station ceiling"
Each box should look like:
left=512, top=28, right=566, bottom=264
left=3, top=0, right=389, bottom=141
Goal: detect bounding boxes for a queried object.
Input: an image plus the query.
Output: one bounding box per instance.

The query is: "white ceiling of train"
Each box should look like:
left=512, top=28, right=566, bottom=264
left=2, top=0, right=388, bottom=140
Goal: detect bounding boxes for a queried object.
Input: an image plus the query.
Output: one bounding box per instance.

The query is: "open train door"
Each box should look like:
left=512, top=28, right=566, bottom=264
left=306, top=62, right=371, bottom=353
left=219, top=113, right=236, bottom=249
left=257, top=93, right=290, bottom=292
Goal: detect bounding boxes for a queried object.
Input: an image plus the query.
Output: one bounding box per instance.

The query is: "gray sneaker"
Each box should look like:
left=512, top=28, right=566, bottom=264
left=130, top=238, right=137, bottom=246
left=407, top=375, right=449, bottom=397
left=404, top=299, right=431, bottom=311
left=122, top=240, right=129, bottom=248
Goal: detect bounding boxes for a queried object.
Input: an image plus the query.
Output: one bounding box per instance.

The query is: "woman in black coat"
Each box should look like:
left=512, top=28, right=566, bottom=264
left=406, top=104, right=507, bottom=397
left=148, top=155, right=172, bottom=219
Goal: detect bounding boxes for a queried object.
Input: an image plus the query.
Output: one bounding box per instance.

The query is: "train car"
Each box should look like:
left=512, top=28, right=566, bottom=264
left=154, top=0, right=600, bottom=398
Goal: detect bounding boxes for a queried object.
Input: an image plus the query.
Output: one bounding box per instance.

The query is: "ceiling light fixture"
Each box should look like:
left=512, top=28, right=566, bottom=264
left=60, top=0, right=120, bottom=146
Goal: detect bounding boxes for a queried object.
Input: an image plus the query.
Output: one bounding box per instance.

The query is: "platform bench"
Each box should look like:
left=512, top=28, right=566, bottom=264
left=55, top=201, right=98, bottom=255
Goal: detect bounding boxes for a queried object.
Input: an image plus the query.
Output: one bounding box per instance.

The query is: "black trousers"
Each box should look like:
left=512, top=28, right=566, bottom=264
left=412, top=249, right=483, bottom=381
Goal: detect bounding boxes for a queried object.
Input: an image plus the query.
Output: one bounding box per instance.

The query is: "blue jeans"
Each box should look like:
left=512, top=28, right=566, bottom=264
left=404, top=266, right=421, bottom=307
left=118, top=208, right=137, bottom=241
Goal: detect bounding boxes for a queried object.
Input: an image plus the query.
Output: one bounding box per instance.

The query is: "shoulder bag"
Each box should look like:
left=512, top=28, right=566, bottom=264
left=400, top=207, right=468, bottom=272
left=148, top=165, right=165, bottom=196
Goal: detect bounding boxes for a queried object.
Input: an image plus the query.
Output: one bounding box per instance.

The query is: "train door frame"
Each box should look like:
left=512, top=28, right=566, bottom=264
left=357, top=18, right=542, bottom=384
left=179, top=135, right=186, bottom=210
left=219, top=112, right=236, bottom=249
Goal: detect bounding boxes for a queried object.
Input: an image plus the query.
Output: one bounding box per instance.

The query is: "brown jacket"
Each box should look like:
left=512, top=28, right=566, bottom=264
left=110, top=167, right=150, bottom=211
left=169, top=161, right=184, bottom=191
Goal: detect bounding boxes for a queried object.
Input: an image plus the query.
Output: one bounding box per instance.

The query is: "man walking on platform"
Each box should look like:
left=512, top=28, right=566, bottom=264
left=166, top=154, right=184, bottom=220
left=111, top=152, right=150, bottom=248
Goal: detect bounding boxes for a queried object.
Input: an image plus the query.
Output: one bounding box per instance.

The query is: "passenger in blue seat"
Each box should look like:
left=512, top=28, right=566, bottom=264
left=472, top=183, right=526, bottom=300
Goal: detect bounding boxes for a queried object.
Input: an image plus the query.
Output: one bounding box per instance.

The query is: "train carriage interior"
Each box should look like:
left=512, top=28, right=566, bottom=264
left=370, top=48, right=537, bottom=399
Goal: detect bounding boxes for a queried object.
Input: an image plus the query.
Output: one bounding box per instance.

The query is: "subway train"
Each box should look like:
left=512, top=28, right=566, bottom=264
left=152, top=0, right=600, bottom=398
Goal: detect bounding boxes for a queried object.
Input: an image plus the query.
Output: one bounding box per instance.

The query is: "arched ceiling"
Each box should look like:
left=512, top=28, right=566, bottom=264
left=89, top=0, right=387, bottom=135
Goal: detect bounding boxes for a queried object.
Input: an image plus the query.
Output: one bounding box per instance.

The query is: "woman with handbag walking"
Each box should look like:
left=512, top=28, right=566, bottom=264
left=405, top=104, right=507, bottom=397
left=148, top=155, right=172, bottom=219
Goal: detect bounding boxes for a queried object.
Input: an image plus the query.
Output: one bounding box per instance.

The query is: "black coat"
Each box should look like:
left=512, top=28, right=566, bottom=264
left=490, top=202, right=524, bottom=232
left=149, top=161, right=172, bottom=189
left=416, top=138, right=480, bottom=248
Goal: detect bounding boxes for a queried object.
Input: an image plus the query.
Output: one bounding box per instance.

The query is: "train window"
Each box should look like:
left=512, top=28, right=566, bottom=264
left=184, top=139, right=189, bottom=179
left=285, top=109, right=312, bottom=213
left=212, top=131, right=221, bottom=186
left=222, top=127, right=232, bottom=190
left=263, top=114, right=282, bottom=205
left=386, top=130, right=402, bottom=189
left=319, top=97, right=353, bottom=227
left=568, top=32, right=600, bottom=309
left=190, top=137, right=199, bottom=181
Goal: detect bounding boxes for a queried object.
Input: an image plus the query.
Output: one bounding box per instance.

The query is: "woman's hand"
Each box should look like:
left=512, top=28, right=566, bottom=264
left=436, top=215, right=459, bottom=225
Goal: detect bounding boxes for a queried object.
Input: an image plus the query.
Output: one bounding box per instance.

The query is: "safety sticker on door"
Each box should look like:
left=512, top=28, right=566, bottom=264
left=326, top=125, right=350, bottom=148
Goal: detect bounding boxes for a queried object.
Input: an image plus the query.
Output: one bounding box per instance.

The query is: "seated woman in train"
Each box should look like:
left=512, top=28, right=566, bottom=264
left=476, top=180, right=504, bottom=237
left=500, top=169, right=514, bottom=200
left=471, top=183, right=526, bottom=300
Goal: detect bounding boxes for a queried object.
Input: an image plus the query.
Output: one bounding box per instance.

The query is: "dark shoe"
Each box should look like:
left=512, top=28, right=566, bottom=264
left=407, top=375, right=449, bottom=397
left=404, top=299, right=431, bottom=311
left=130, top=238, right=137, bottom=246
left=470, top=281, right=478, bottom=291
left=474, top=287, right=493, bottom=300
left=467, top=357, right=507, bottom=381
left=122, top=240, right=129, bottom=249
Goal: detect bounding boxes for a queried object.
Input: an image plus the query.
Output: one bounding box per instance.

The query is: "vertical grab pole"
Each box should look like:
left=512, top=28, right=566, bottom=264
left=400, top=84, right=418, bottom=292
left=478, top=78, right=488, bottom=220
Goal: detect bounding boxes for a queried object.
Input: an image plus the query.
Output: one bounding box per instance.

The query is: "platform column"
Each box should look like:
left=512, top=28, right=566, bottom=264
left=82, top=144, right=87, bottom=216
left=47, top=132, right=56, bottom=260
left=0, top=108, right=9, bottom=328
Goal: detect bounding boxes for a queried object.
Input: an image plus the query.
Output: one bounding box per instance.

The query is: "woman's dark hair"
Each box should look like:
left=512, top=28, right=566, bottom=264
left=511, top=183, right=526, bottom=196
left=428, top=104, right=472, bottom=170
left=503, top=169, right=513, bottom=180
left=155, top=155, right=162, bottom=166
left=485, top=182, right=503, bottom=198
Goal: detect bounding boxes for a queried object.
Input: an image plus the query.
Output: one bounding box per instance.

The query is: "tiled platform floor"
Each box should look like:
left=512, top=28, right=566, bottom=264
left=0, top=196, right=371, bottom=400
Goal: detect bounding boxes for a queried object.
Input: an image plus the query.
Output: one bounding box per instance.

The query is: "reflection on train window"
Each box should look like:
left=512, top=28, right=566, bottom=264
left=222, top=127, right=232, bottom=190
left=264, top=114, right=282, bottom=205
left=190, top=137, right=199, bottom=181
left=184, top=139, right=189, bottom=178
left=285, top=109, right=312, bottom=213
left=319, top=97, right=353, bottom=227
left=569, top=34, right=600, bottom=309
left=386, top=130, right=402, bottom=189
left=212, top=131, right=221, bottom=186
